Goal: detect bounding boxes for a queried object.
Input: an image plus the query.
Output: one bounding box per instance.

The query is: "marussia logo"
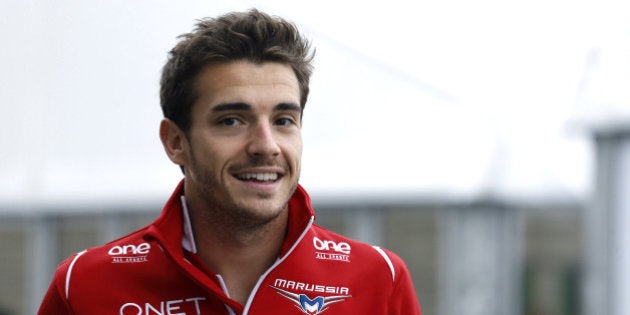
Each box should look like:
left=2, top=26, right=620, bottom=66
left=272, top=286, right=351, bottom=315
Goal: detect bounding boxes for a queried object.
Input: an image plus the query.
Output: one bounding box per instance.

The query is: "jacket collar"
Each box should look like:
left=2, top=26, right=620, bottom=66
left=146, top=179, right=316, bottom=259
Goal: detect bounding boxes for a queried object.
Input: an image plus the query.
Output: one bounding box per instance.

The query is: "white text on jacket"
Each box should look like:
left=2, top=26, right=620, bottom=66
left=119, top=297, right=206, bottom=315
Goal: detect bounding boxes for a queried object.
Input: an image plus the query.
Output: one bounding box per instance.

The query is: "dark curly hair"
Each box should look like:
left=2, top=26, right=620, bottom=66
left=160, top=9, right=314, bottom=134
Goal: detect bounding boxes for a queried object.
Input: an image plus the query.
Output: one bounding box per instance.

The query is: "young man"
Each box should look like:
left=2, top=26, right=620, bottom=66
left=39, top=9, right=421, bottom=315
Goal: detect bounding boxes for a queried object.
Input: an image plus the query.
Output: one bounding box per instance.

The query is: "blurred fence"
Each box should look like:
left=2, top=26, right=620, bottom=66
left=0, top=195, right=583, bottom=315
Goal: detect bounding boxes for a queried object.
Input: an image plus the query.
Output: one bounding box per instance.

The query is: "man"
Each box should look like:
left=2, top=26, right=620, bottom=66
left=39, top=9, right=421, bottom=315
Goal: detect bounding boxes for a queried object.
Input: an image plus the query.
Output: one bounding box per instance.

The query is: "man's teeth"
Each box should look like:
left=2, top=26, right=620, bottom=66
left=237, top=173, right=279, bottom=181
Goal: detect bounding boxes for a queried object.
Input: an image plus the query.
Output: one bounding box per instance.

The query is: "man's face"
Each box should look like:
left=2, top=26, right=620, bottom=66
left=184, top=61, right=302, bottom=227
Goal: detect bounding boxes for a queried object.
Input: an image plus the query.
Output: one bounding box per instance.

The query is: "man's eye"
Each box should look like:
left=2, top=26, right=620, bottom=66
left=219, top=117, right=240, bottom=126
left=275, top=117, right=295, bottom=126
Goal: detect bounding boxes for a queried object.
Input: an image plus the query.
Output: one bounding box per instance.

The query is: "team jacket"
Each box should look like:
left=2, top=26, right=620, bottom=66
left=39, top=181, right=422, bottom=315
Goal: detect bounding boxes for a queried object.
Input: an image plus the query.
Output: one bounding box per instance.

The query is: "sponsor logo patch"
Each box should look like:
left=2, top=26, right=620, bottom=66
left=108, top=242, right=150, bottom=264
left=271, top=278, right=351, bottom=314
left=313, top=237, right=351, bottom=262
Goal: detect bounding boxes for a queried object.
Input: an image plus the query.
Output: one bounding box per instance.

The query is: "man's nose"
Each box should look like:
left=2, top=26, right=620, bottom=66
left=246, top=121, right=281, bottom=157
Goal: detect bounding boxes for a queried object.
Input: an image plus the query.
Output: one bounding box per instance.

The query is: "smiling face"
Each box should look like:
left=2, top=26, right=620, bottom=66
left=171, top=61, right=303, bottom=228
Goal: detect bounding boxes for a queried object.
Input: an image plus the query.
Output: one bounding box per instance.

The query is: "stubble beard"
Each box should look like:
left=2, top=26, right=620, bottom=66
left=189, top=151, right=299, bottom=234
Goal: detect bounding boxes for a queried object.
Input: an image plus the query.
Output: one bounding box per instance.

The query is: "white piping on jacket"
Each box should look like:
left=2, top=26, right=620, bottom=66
left=65, top=250, right=87, bottom=299
left=216, top=274, right=237, bottom=315
left=373, top=246, right=396, bottom=282
left=180, top=196, right=197, bottom=253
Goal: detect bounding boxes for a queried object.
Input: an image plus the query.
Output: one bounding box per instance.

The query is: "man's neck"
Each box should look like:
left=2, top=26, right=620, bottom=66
left=186, top=199, right=289, bottom=305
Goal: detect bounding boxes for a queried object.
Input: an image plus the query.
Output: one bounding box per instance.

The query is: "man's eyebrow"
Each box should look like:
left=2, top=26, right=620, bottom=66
left=211, top=102, right=301, bottom=112
left=274, top=102, right=301, bottom=112
left=212, top=102, right=252, bottom=112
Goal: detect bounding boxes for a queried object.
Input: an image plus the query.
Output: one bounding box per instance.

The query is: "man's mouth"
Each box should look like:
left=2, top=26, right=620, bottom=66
left=235, top=172, right=280, bottom=182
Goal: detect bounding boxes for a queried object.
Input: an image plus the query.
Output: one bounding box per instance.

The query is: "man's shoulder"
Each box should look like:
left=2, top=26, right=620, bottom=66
left=309, top=224, right=371, bottom=249
left=308, top=224, right=408, bottom=280
left=45, top=225, right=156, bottom=303
left=52, top=226, right=152, bottom=281
left=309, top=224, right=398, bottom=255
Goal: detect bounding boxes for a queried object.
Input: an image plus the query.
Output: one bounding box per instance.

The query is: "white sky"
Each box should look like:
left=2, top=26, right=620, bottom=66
left=1, top=0, right=630, bottom=208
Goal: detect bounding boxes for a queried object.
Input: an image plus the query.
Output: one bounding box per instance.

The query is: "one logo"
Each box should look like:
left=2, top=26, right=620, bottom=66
left=313, top=237, right=351, bottom=262
left=272, top=286, right=351, bottom=315
left=108, top=242, right=150, bottom=264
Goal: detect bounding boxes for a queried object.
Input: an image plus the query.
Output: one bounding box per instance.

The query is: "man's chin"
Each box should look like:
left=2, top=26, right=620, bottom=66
left=241, top=199, right=287, bottom=217
left=230, top=202, right=287, bottom=230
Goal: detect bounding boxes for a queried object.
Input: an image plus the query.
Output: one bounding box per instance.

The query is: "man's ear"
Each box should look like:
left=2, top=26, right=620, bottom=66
left=159, top=119, right=190, bottom=167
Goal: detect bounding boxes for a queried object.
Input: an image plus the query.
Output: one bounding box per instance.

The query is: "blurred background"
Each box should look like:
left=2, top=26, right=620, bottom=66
left=1, top=0, right=630, bottom=314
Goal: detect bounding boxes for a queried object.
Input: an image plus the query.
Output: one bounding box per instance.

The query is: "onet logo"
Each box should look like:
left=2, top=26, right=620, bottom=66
left=119, top=297, right=206, bottom=315
left=312, top=237, right=351, bottom=254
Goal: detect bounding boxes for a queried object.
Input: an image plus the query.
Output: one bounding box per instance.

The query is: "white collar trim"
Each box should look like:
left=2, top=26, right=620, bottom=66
left=180, top=195, right=198, bottom=253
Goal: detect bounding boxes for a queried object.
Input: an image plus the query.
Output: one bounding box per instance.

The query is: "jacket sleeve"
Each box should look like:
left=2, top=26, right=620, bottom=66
left=386, top=251, right=422, bottom=315
left=38, top=255, right=76, bottom=314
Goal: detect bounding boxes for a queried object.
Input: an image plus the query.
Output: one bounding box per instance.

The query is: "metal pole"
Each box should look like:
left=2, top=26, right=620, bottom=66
left=26, top=214, right=58, bottom=315
left=437, top=204, right=522, bottom=315
left=586, top=128, right=630, bottom=315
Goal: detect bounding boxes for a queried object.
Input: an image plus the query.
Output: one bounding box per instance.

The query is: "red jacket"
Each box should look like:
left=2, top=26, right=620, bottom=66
left=39, top=181, right=421, bottom=314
